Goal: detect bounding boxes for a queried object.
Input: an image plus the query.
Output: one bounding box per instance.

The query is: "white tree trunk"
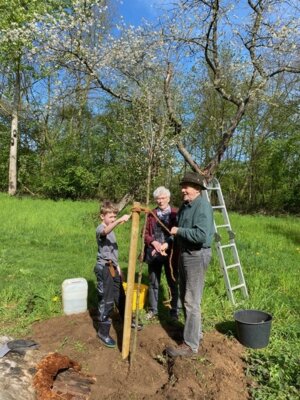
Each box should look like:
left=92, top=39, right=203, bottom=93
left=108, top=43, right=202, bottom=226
left=8, top=69, right=21, bottom=196
left=8, top=110, right=19, bottom=195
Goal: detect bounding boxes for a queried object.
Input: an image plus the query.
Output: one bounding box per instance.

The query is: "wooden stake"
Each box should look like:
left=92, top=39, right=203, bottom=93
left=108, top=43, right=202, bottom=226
left=122, top=202, right=140, bottom=360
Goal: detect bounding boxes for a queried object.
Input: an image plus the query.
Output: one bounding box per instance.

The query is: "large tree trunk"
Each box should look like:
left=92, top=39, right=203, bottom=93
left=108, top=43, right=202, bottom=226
left=8, top=68, right=21, bottom=196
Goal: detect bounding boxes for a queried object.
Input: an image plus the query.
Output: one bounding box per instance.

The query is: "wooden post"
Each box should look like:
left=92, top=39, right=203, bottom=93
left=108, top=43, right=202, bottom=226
left=122, top=202, right=140, bottom=360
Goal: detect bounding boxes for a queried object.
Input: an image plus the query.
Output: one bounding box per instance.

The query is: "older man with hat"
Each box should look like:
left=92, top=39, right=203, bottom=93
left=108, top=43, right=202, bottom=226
left=166, top=171, right=214, bottom=357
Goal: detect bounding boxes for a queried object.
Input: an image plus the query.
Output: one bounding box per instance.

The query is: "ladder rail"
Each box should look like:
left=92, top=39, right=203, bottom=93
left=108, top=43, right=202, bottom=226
left=215, top=243, right=235, bottom=304
left=204, top=178, right=248, bottom=304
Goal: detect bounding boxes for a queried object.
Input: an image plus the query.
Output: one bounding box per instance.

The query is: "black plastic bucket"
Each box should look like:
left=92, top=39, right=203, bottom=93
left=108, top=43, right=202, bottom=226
left=234, top=309, right=272, bottom=349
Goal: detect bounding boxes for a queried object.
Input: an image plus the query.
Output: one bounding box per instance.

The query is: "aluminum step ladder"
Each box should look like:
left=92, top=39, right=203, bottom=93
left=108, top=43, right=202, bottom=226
left=203, top=178, right=248, bottom=305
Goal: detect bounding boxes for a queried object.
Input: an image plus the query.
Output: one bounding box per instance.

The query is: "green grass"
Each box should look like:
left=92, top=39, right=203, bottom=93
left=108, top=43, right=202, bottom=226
left=0, top=194, right=98, bottom=332
left=203, top=212, right=300, bottom=399
left=0, top=193, right=299, bottom=399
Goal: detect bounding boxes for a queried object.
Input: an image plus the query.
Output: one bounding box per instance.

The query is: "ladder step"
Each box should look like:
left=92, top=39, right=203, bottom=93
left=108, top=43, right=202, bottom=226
left=216, top=224, right=230, bottom=228
left=225, top=263, right=240, bottom=270
left=219, top=243, right=235, bottom=249
left=231, top=283, right=246, bottom=291
left=212, top=205, right=225, bottom=209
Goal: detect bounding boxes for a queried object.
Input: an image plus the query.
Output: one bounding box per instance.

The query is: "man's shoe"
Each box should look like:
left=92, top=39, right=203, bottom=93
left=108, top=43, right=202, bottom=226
left=131, top=319, right=143, bottom=331
left=165, top=343, right=196, bottom=358
left=145, top=310, right=158, bottom=321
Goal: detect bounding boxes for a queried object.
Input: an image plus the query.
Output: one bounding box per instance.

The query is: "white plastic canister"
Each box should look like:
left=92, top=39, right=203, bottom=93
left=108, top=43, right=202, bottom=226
left=62, top=278, right=88, bottom=315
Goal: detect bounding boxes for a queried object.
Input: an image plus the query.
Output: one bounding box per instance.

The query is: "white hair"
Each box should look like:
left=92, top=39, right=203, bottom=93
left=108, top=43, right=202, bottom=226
left=153, top=186, right=170, bottom=199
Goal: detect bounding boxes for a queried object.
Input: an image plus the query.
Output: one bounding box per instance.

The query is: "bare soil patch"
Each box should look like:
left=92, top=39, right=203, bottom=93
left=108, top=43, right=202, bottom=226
left=28, top=311, right=250, bottom=400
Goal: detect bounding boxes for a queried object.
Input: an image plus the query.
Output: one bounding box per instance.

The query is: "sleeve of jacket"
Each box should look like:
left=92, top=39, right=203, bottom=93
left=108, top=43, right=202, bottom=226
left=165, top=208, right=178, bottom=245
left=144, top=212, right=155, bottom=246
left=177, top=201, right=212, bottom=244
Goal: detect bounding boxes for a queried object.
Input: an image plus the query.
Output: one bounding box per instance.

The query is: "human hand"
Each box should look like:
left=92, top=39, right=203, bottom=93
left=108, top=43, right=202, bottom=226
left=118, top=214, right=131, bottom=224
left=160, top=242, right=169, bottom=256
left=170, top=227, right=178, bottom=235
left=151, top=240, right=161, bottom=253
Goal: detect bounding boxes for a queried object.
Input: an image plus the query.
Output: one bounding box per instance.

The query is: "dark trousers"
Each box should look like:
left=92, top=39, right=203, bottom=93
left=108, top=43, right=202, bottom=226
left=94, top=263, right=125, bottom=322
left=148, top=256, right=178, bottom=315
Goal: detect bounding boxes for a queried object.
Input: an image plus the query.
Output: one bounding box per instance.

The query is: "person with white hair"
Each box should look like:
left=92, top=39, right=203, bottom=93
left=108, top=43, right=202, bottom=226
left=144, top=186, right=179, bottom=321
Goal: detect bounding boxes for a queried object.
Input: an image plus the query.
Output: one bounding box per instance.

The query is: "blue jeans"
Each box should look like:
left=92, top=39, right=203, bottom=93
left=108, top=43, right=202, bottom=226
left=178, top=248, right=212, bottom=352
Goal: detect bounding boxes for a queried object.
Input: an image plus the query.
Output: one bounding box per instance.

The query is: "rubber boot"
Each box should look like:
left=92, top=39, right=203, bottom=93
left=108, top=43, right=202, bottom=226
left=97, top=321, right=116, bottom=348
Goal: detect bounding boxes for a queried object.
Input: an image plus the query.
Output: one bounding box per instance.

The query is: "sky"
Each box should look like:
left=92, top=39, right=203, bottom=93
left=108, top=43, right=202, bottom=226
left=118, top=0, right=166, bottom=25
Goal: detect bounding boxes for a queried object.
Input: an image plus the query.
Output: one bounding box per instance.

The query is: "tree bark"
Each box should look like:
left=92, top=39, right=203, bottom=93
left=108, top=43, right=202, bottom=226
left=8, top=67, right=21, bottom=196
left=116, top=193, right=133, bottom=212
left=8, top=110, right=19, bottom=195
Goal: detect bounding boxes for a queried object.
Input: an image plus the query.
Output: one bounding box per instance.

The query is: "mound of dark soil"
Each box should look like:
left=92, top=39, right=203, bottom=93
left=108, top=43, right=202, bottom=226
left=29, top=311, right=250, bottom=399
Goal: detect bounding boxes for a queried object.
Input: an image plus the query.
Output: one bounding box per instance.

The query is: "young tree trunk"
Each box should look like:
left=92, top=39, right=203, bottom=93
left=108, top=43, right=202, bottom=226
left=8, top=69, right=21, bottom=196
left=8, top=110, right=19, bottom=195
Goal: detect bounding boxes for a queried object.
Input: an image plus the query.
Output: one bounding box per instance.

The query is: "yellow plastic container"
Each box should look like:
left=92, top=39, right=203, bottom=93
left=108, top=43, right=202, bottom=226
left=122, top=282, right=148, bottom=311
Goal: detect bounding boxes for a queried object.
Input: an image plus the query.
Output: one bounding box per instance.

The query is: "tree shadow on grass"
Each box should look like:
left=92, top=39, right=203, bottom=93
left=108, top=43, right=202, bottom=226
left=266, top=224, right=300, bottom=246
